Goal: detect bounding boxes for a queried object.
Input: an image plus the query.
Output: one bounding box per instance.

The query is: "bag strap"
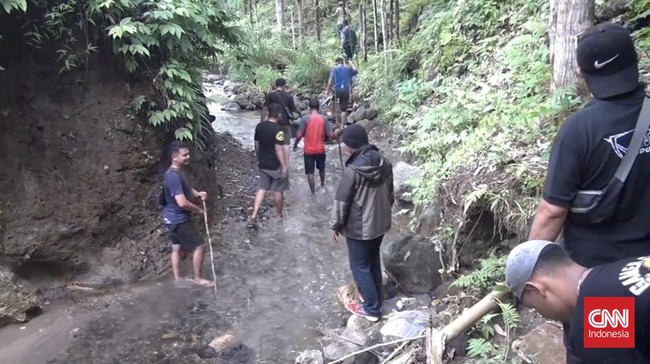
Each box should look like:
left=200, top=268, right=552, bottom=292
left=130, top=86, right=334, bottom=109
left=614, top=96, right=650, bottom=182
left=272, top=90, right=292, bottom=118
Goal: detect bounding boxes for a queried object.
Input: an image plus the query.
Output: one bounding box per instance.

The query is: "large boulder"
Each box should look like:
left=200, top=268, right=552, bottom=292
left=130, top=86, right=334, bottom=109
left=514, top=322, right=565, bottom=363
left=0, top=264, right=39, bottom=325
left=365, top=107, right=378, bottom=120
left=392, top=162, right=423, bottom=204
left=415, top=204, right=440, bottom=237
left=221, top=101, right=242, bottom=112
left=381, top=235, right=443, bottom=294
left=233, top=95, right=255, bottom=111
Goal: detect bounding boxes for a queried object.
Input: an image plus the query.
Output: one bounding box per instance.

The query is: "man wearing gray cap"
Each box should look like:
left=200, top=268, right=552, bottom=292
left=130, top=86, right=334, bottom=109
left=506, top=240, right=650, bottom=363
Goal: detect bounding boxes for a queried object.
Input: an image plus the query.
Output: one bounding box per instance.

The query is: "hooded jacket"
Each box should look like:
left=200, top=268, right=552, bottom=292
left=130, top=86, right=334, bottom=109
left=331, top=145, right=394, bottom=240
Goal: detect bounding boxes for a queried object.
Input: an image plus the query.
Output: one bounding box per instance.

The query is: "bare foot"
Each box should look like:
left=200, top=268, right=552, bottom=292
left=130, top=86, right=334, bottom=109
left=193, top=278, right=215, bottom=287
left=247, top=216, right=257, bottom=228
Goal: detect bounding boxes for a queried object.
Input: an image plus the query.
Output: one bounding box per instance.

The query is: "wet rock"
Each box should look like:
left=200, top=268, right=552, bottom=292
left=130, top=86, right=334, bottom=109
left=365, top=107, right=378, bottom=120
left=346, top=315, right=375, bottom=332
left=514, top=322, right=565, bottom=364
left=415, top=204, right=440, bottom=237
left=380, top=310, right=430, bottom=339
left=208, top=333, right=241, bottom=353
left=341, top=325, right=367, bottom=344
left=0, top=264, right=39, bottom=325
left=323, top=341, right=361, bottom=361
left=392, top=162, right=423, bottom=204
left=381, top=235, right=443, bottom=294
left=295, top=349, right=324, bottom=364
left=232, top=96, right=253, bottom=110
left=221, top=100, right=241, bottom=112
left=352, top=106, right=367, bottom=122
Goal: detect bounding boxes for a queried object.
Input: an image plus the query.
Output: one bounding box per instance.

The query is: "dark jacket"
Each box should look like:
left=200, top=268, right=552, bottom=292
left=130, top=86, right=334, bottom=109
left=331, top=145, right=394, bottom=240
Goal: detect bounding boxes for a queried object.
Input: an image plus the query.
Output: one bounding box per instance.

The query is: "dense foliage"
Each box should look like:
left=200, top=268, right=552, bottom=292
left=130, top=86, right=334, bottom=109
left=0, top=0, right=241, bottom=146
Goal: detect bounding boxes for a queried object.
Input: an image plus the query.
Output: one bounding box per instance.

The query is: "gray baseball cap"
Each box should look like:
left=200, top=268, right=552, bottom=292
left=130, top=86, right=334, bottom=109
left=505, top=240, right=556, bottom=300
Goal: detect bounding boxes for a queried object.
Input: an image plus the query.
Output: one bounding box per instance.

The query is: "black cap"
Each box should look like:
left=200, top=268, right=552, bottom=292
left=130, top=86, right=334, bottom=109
left=577, top=23, right=639, bottom=99
left=341, top=124, right=369, bottom=149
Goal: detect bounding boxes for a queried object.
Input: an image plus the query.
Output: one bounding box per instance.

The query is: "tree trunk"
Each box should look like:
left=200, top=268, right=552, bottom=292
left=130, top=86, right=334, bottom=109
left=373, top=0, right=379, bottom=52
left=297, top=0, right=304, bottom=45
left=380, top=0, right=388, bottom=52
left=388, top=0, right=393, bottom=45
left=549, top=0, right=594, bottom=94
left=361, top=1, right=368, bottom=62
left=395, top=0, right=399, bottom=39
left=291, top=8, right=296, bottom=48
left=315, top=0, right=321, bottom=42
left=275, top=0, right=285, bottom=30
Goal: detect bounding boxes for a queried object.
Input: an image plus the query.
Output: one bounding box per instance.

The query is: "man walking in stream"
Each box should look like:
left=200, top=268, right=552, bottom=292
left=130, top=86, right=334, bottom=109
left=293, top=98, right=339, bottom=194
left=162, top=141, right=214, bottom=287
left=249, top=103, right=289, bottom=227
left=331, top=124, right=394, bottom=321
left=327, top=58, right=358, bottom=127
left=261, top=78, right=298, bottom=170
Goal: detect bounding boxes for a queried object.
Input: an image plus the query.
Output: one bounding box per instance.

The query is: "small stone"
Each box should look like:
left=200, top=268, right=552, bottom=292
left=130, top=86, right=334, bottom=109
left=161, top=331, right=177, bottom=339
left=294, top=349, right=323, bottom=364
left=209, top=333, right=241, bottom=353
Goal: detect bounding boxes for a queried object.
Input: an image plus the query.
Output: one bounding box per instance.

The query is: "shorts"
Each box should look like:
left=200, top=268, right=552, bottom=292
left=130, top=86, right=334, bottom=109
left=258, top=168, right=289, bottom=192
left=304, top=153, right=326, bottom=174
left=280, top=125, right=292, bottom=146
left=335, top=88, right=350, bottom=112
left=343, top=45, right=355, bottom=61
left=166, top=221, right=203, bottom=251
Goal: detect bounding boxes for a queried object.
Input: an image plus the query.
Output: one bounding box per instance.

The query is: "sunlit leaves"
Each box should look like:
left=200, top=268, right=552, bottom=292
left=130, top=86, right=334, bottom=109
left=0, top=0, right=27, bottom=13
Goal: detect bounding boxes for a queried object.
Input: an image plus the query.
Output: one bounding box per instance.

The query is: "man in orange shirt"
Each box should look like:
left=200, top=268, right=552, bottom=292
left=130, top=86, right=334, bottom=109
left=294, top=98, right=339, bottom=194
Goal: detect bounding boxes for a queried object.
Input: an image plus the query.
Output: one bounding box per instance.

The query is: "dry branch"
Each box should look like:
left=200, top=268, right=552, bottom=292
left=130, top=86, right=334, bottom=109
left=326, top=334, right=426, bottom=364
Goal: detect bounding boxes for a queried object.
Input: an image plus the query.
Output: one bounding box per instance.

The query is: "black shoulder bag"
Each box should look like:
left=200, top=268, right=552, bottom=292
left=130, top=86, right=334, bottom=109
left=272, top=91, right=296, bottom=123
left=569, top=96, right=650, bottom=225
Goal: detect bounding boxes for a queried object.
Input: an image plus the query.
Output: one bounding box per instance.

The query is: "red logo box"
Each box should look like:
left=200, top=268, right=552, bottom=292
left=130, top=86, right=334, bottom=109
left=583, top=296, right=635, bottom=348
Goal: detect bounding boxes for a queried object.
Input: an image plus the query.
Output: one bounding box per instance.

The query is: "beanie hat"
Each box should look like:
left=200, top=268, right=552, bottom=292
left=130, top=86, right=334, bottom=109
left=341, top=124, right=369, bottom=149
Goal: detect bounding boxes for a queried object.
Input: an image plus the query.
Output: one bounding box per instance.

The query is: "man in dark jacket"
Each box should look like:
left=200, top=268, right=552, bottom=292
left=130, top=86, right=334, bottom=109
left=340, top=20, right=357, bottom=61
left=331, top=124, right=394, bottom=321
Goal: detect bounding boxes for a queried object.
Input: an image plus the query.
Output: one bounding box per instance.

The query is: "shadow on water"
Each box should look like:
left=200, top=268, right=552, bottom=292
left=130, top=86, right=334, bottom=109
left=0, top=79, right=353, bottom=364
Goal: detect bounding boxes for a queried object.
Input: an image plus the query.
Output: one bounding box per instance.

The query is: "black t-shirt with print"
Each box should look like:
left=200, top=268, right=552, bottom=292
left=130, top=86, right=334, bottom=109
left=543, top=86, right=650, bottom=268
left=264, top=90, right=296, bottom=126
left=254, top=120, right=284, bottom=170
left=568, top=256, right=650, bottom=363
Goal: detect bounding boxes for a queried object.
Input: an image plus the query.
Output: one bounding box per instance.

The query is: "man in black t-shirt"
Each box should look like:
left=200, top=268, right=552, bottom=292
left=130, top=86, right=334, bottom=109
left=506, top=240, right=650, bottom=363
left=249, top=103, right=289, bottom=227
left=529, top=23, right=649, bottom=268
left=261, top=78, right=299, bottom=170
left=527, top=23, right=647, bottom=363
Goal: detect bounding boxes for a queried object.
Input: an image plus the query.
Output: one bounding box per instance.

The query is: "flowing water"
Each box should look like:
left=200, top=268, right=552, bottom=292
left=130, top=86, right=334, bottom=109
left=0, top=79, right=355, bottom=364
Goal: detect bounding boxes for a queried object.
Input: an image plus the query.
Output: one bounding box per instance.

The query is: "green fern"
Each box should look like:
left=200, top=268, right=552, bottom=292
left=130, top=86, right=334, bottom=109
left=467, top=337, right=494, bottom=358
left=451, top=253, right=506, bottom=290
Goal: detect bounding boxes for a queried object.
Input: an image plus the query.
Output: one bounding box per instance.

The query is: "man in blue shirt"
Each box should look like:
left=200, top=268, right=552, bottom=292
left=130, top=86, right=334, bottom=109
left=327, top=57, right=358, bottom=127
left=162, top=141, right=214, bottom=287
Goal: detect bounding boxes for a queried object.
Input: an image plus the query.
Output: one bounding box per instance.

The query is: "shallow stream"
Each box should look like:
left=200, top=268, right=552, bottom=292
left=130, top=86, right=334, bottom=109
left=0, top=79, right=355, bottom=364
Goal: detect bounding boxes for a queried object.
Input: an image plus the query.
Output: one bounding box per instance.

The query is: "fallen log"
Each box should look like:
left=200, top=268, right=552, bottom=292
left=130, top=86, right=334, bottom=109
left=427, top=290, right=510, bottom=364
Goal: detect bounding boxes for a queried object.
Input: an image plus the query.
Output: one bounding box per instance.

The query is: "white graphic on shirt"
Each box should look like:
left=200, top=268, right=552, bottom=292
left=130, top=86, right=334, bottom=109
left=618, top=256, right=650, bottom=296
left=604, top=129, right=650, bottom=159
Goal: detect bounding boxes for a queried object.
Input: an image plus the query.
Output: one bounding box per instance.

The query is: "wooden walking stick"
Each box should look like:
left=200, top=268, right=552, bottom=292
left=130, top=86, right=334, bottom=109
left=201, top=200, right=218, bottom=298
left=333, top=94, right=345, bottom=173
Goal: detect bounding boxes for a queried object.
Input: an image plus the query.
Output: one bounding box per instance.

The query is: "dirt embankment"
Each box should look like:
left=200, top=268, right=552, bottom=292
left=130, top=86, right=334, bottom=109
left=0, top=49, right=256, bottom=325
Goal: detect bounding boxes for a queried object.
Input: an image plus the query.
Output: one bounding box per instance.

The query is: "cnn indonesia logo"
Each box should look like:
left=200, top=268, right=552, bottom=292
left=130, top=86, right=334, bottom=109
left=584, top=297, right=635, bottom=348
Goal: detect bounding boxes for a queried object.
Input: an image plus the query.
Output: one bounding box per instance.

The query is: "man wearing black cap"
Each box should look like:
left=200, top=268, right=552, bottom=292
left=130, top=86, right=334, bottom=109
left=505, top=240, right=650, bottom=363
left=527, top=22, right=649, bottom=362
left=331, top=124, right=394, bottom=322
